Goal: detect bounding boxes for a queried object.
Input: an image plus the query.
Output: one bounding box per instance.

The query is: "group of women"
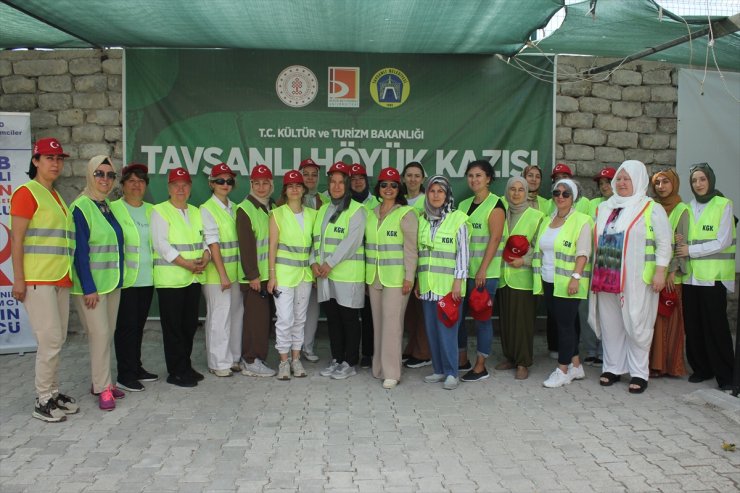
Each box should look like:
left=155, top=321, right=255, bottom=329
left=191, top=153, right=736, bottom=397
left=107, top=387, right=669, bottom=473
left=11, top=137, right=736, bottom=421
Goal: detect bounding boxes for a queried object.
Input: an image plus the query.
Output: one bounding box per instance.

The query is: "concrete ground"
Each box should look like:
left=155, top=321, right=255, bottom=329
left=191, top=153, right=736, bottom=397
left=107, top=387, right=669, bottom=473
left=0, top=324, right=738, bottom=493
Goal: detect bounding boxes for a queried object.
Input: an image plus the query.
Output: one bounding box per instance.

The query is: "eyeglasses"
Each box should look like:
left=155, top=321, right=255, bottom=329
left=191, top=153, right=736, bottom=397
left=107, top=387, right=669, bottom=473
left=93, top=170, right=117, bottom=180
left=380, top=182, right=399, bottom=189
left=551, top=190, right=572, bottom=198
left=210, top=178, right=235, bottom=186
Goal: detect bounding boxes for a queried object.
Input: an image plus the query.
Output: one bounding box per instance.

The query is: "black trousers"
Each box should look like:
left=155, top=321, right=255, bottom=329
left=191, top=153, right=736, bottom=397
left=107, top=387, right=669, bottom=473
left=546, top=299, right=581, bottom=353
left=360, top=294, right=374, bottom=357
left=157, top=283, right=201, bottom=378
left=543, top=282, right=580, bottom=365
left=114, top=286, right=154, bottom=382
left=683, top=283, right=735, bottom=386
left=322, top=299, right=361, bottom=366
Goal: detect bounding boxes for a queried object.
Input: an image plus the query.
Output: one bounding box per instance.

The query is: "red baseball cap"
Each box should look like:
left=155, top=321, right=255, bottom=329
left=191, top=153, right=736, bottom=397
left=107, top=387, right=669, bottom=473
left=283, top=170, right=304, bottom=185
left=327, top=162, right=350, bottom=176
left=121, top=163, right=148, bottom=176
left=250, top=164, right=273, bottom=179
left=593, top=167, right=616, bottom=182
left=210, top=163, right=235, bottom=178
left=551, top=163, right=573, bottom=179
left=657, top=289, right=678, bottom=318
left=33, top=137, right=69, bottom=157
left=437, top=293, right=461, bottom=328
left=299, top=158, right=320, bottom=170
left=503, top=235, right=530, bottom=263
left=377, top=167, right=401, bottom=183
left=168, top=167, right=192, bottom=184
left=468, top=287, right=493, bottom=322
left=350, top=163, right=367, bottom=176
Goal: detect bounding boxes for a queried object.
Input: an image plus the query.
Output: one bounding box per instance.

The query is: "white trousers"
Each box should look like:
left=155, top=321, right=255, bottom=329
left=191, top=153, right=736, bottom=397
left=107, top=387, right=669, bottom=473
left=597, top=292, right=650, bottom=381
left=302, top=285, right=319, bottom=353
left=203, top=283, right=243, bottom=370
left=274, top=282, right=312, bottom=354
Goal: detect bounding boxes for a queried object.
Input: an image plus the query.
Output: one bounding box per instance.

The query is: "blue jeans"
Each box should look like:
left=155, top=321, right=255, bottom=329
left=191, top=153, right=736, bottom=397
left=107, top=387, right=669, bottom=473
left=457, top=278, right=498, bottom=358
left=422, top=300, right=460, bottom=377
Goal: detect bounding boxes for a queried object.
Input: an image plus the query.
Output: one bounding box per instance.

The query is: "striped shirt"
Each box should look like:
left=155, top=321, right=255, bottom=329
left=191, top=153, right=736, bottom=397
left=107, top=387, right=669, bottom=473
left=419, top=215, right=469, bottom=302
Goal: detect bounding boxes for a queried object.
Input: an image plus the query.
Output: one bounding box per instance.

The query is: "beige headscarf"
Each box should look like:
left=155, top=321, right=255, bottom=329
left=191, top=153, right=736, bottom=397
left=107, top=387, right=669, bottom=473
left=80, top=155, right=116, bottom=202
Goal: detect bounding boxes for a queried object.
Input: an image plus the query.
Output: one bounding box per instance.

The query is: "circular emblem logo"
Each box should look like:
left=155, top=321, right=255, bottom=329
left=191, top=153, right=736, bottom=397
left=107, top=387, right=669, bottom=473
left=387, top=169, right=396, bottom=176
left=176, top=169, right=186, bottom=176
left=370, top=68, right=410, bottom=108
left=276, top=65, right=318, bottom=108
left=512, top=247, right=521, bottom=255
left=49, top=140, right=60, bottom=149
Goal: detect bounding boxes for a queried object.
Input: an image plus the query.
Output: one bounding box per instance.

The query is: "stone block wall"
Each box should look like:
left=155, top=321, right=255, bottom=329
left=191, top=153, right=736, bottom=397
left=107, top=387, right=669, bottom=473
left=0, top=49, right=123, bottom=203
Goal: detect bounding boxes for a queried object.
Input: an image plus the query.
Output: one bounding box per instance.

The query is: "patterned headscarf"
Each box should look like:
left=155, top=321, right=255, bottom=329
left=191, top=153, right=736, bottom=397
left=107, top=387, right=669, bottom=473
left=424, top=175, right=454, bottom=221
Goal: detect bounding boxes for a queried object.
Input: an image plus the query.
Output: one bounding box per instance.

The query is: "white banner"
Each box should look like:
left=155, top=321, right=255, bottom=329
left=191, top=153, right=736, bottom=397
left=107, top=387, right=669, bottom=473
left=0, top=112, right=37, bottom=354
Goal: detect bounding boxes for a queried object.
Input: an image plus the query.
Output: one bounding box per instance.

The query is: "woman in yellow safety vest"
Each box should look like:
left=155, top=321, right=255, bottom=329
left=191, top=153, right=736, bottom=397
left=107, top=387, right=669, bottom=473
left=457, top=160, right=505, bottom=383
left=267, top=170, right=316, bottom=380
left=11, top=138, right=79, bottom=422
left=365, top=167, right=418, bottom=389
left=648, top=168, right=688, bottom=378
left=200, top=163, right=243, bottom=377
left=400, top=161, right=431, bottom=369
left=71, top=155, right=126, bottom=411
left=496, top=176, right=544, bottom=380
left=236, top=164, right=277, bottom=378
left=151, top=167, right=210, bottom=388
left=110, top=164, right=158, bottom=393
left=533, top=178, right=592, bottom=389
left=589, top=160, right=671, bottom=394
left=675, top=162, right=736, bottom=391
left=416, top=175, right=469, bottom=390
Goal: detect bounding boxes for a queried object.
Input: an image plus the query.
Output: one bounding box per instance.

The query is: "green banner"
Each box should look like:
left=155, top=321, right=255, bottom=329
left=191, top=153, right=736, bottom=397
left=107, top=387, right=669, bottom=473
left=125, top=49, right=553, bottom=205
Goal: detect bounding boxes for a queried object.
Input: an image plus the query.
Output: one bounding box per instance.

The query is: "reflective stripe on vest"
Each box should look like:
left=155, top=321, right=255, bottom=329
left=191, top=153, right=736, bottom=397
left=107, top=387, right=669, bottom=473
left=532, top=211, right=593, bottom=299
left=201, top=196, right=239, bottom=284
left=110, top=199, right=153, bottom=288
left=641, top=201, right=657, bottom=285
left=666, top=202, right=689, bottom=283
left=152, top=201, right=205, bottom=288
left=12, top=180, right=74, bottom=282
left=237, top=199, right=270, bottom=282
left=499, top=207, right=544, bottom=291
left=313, top=200, right=366, bottom=283
left=272, top=204, right=316, bottom=287
left=365, top=205, right=412, bottom=287
left=70, top=196, right=120, bottom=295
left=459, top=193, right=503, bottom=279
left=417, top=210, right=469, bottom=297
left=686, top=196, right=736, bottom=282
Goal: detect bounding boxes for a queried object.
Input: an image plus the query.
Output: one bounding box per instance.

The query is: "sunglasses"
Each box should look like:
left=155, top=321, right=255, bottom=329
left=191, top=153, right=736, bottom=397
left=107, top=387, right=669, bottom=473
left=551, top=190, right=572, bottom=198
left=380, top=182, right=399, bottom=189
left=210, top=178, right=235, bottom=186
left=93, top=170, right=117, bottom=180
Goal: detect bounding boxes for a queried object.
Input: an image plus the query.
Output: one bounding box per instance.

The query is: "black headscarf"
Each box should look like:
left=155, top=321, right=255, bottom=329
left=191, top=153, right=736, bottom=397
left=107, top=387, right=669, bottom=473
left=689, top=162, right=723, bottom=204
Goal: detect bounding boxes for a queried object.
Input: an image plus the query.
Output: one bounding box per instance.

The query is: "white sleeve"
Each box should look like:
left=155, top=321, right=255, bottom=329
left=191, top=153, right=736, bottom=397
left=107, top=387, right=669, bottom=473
left=151, top=210, right=181, bottom=263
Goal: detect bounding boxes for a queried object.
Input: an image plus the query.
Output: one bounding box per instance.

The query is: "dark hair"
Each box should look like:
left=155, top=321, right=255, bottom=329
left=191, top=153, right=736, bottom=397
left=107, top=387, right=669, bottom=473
left=27, top=158, right=38, bottom=179
left=373, top=180, right=408, bottom=206
left=280, top=182, right=307, bottom=204
left=401, top=161, right=426, bottom=194
left=465, top=159, right=494, bottom=180
left=121, top=168, right=150, bottom=185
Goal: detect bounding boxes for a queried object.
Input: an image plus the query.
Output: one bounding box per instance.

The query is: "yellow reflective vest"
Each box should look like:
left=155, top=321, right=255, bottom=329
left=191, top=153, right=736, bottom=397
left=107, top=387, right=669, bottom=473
left=110, top=199, right=153, bottom=289
left=237, top=199, right=270, bottom=282
left=458, top=193, right=503, bottom=279
left=313, top=200, right=366, bottom=283
left=686, top=196, right=736, bottom=282
left=152, top=201, right=205, bottom=288
left=365, top=205, right=413, bottom=287
left=499, top=207, right=545, bottom=291
left=201, top=197, right=239, bottom=284
left=417, top=210, right=469, bottom=297
left=272, top=204, right=316, bottom=287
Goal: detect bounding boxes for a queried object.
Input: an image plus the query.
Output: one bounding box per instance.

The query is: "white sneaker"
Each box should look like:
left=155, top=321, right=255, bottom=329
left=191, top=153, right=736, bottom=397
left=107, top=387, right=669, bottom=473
left=382, top=379, right=398, bottom=389
left=331, top=362, right=357, bottom=380
left=291, top=359, right=307, bottom=378
left=543, top=367, right=573, bottom=388
left=208, top=368, right=233, bottom=377
left=302, top=350, right=319, bottom=362
left=568, top=363, right=586, bottom=380
left=277, top=361, right=291, bottom=380
left=424, top=373, right=445, bottom=383
left=320, top=359, right=340, bottom=377
left=443, top=375, right=459, bottom=390
left=241, top=358, right=276, bottom=377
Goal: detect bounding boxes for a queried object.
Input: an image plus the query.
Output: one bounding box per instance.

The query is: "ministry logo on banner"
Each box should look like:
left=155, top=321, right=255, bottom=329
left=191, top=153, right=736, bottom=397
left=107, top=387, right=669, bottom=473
left=328, top=67, right=360, bottom=108
left=276, top=65, right=318, bottom=108
left=370, top=68, right=410, bottom=108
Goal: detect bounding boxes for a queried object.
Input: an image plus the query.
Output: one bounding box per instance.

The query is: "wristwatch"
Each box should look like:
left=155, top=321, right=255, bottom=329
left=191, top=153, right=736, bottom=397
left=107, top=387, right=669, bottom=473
left=570, top=272, right=582, bottom=280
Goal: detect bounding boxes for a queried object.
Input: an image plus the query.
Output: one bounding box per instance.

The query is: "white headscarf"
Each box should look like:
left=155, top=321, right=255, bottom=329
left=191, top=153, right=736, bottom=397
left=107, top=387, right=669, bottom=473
left=597, top=160, right=650, bottom=234
left=550, top=178, right=579, bottom=218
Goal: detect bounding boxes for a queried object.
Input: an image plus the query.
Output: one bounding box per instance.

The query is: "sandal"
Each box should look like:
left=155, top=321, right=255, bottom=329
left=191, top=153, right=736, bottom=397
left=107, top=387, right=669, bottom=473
left=628, top=377, right=648, bottom=394
left=599, top=372, right=621, bottom=386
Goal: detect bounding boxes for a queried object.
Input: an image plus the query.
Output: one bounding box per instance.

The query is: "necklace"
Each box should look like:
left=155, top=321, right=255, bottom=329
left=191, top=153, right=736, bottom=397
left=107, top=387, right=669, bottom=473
left=556, top=211, right=570, bottom=219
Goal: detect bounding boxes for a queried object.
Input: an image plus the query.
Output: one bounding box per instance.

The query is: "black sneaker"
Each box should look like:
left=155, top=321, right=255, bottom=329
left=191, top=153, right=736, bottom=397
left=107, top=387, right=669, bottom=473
left=166, top=374, right=197, bottom=388
left=458, top=360, right=472, bottom=372
left=461, top=367, right=490, bottom=382
left=592, top=357, right=603, bottom=366
left=360, top=356, right=372, bottom=368
left=583, top=356, right=597, bottom=366
left=188, top=368, right=205, bottom=382
left=53, top=393, right=79, bottom=414
left=117, top=380, right=145, bottom=392
left=137, top=368, right=159, bottom=382
left=33, top=398, right=66, bottom=423
left=404, top=357, right=432, bottom=369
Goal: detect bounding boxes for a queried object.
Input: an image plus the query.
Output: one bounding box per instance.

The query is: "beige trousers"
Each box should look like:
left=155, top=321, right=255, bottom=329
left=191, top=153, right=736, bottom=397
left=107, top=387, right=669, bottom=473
left=74, top=289, right=121, bottom=393
left=24, top=285, right=70, bottom=403
left=369, top=284, right=410, bottom=381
